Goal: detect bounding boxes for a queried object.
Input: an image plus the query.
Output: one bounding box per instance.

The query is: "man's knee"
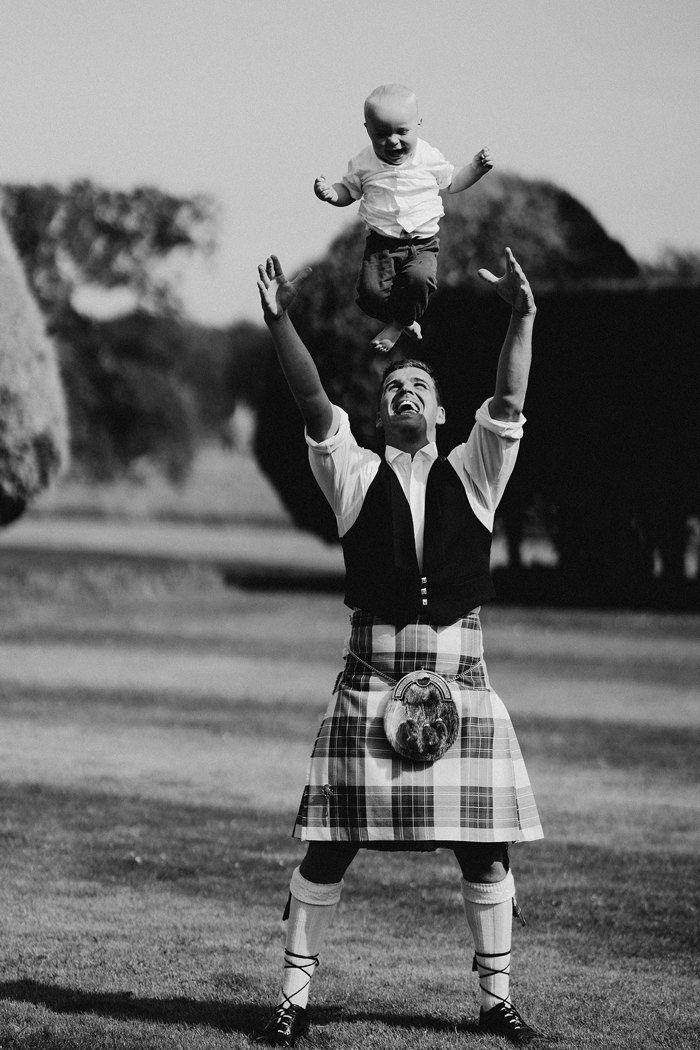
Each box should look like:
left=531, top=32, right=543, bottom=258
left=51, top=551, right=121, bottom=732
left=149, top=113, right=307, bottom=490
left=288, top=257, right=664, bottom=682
left=299, top=842, right=359, bottom=884
left=453, top=842, right=510, bottom=883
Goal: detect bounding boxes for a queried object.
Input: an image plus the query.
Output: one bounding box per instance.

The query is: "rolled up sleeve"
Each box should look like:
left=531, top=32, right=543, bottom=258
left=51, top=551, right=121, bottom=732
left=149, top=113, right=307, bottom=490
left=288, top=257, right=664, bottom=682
left=305, top=406, right=380, bottom=536
left=447, top=398, right=525, bottom=529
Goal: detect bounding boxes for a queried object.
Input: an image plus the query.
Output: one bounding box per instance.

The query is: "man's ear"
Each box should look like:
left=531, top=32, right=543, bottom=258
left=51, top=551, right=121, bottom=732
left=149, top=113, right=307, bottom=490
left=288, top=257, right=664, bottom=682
left=437, top=406, right=446, bottom=426
left=376, top=412, right=383, bottom=429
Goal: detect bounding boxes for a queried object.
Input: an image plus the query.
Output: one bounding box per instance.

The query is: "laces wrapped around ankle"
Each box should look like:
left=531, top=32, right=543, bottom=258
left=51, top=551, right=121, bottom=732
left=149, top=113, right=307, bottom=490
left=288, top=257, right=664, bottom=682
left=280, top=950, right=319, bottom=1010
left=472, top=948, right=511, bottom=1007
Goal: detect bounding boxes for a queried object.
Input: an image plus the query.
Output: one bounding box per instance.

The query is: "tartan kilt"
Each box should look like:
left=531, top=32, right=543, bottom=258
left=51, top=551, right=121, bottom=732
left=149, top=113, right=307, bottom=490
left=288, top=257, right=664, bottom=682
left=293, top=609, right=543, bottom=846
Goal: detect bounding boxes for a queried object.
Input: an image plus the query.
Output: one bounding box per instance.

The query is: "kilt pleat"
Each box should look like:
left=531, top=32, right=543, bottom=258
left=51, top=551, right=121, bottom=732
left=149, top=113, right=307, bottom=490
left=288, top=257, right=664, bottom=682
left=293, top=611, right=543, bottom=846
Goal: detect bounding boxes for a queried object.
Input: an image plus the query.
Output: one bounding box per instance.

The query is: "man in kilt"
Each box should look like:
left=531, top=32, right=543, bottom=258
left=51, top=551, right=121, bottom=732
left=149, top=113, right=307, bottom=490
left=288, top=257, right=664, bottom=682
left=255, top=247, right=544, bottom=1046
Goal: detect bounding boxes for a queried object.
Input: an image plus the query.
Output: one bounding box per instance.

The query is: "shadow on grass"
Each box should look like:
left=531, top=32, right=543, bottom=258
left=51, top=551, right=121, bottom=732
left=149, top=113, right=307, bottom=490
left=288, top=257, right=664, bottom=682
left=0, top=980, right=477, bottom=1037
left=0, top=980, right=242, bottom=1030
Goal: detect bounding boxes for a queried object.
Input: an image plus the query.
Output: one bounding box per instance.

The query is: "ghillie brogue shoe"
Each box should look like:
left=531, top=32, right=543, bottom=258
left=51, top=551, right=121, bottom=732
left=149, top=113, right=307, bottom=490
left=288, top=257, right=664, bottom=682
left=255, top=1003, right=309, bottom=1046
left=478, top=1001, right=547, bottom=1044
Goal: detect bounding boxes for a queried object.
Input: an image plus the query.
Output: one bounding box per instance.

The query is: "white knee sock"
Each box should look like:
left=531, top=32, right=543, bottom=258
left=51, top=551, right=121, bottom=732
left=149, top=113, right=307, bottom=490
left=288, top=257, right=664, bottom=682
left=278, top=867, right=343, bottom=1011
left=460, top=871, right=515, bottom=1011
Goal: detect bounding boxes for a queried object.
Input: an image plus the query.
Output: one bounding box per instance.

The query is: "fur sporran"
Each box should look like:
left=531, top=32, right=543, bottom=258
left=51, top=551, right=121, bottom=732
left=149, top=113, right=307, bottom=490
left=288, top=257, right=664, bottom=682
left=383, top=669, right=459, bottom=762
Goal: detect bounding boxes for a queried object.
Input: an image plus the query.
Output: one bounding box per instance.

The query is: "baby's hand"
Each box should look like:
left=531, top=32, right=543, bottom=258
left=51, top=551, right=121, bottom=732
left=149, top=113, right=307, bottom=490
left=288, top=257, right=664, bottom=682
left=473, top=148, right=493, bottom=173
left=314, top=176, right=339, bottom=203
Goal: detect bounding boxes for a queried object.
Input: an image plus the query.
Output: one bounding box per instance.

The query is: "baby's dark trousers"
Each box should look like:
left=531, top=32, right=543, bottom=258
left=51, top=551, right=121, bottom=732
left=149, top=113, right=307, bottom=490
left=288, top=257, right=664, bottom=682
left=356, top=230, right=439, bottom=326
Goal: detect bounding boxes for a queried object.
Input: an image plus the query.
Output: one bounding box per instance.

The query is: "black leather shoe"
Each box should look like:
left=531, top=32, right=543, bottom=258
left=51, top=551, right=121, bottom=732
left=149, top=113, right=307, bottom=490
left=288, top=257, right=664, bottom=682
left=478, top=1001, right=546, bottom=1044
left=255, top=1004, right=309, bottom=1046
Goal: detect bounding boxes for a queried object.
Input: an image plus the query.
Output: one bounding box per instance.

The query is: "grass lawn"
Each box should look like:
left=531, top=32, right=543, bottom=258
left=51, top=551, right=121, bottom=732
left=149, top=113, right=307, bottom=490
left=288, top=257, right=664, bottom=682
left=31, top=445, right=292, bottom=527
left=0, top=556, right=698, bottom=1049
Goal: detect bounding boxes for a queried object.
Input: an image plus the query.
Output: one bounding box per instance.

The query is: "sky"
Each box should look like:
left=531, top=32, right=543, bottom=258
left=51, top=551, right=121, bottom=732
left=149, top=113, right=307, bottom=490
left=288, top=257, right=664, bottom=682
left=2, top=0, right=698, bottom=326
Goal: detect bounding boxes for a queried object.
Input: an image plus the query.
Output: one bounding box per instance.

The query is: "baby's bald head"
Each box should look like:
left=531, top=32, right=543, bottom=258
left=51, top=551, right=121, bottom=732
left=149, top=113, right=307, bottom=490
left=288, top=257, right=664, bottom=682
left=364, top=83, right=417, bottom=122
left=363, top=84, right=421, bottom=166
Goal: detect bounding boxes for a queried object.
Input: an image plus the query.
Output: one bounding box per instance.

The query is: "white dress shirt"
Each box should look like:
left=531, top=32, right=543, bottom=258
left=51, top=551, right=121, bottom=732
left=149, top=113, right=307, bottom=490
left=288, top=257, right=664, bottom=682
left=306, top=400, right=525, bottom=572
left=341, top=138, right=455, bottom=238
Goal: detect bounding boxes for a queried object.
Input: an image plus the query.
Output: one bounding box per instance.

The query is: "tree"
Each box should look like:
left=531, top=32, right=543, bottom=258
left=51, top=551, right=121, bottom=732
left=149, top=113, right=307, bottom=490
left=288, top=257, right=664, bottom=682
left=1, top=180, right=217, bottom=318
left=438, top=171, right=639, bottom=289
left=1, top=180, right=224, bottom=486
left=642, top=247, right=700, bottom=287
left=56, top=308, right=202, bottom=484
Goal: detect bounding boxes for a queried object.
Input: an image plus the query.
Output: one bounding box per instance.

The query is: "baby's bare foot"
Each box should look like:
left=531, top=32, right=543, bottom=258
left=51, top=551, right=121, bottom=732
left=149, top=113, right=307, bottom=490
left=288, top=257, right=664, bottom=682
left=370, top=322, right=404, bottom=353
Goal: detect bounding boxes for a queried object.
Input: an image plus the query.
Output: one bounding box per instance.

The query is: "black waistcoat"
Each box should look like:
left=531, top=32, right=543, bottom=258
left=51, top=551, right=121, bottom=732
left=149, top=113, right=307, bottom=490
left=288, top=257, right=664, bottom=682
left=341, top=457, right=495, bottom=627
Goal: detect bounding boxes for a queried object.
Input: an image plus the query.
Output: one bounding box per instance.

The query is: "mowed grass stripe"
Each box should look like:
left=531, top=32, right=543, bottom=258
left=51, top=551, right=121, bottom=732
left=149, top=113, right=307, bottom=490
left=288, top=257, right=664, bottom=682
left=0, top=641, right=339, bottom=703
left=1, top=682, right=698, bottom=783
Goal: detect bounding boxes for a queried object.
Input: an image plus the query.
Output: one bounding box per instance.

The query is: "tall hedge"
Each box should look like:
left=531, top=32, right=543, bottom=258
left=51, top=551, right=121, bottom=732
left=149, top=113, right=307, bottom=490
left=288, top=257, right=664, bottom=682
left=424, top=283, right=700, bottom=600
left=0, top=213, right=68, bottom=525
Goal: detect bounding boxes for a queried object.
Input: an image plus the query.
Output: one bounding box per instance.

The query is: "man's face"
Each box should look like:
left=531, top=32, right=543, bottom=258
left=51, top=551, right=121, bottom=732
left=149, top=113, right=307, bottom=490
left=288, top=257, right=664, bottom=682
left=364, top=96, right=420, bottom=165
left=377, top=366, right=445, bottom=446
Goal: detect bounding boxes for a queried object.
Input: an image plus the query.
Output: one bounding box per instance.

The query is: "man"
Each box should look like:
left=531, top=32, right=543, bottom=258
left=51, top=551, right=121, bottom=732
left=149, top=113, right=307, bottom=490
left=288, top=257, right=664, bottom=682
left=255, top=248, right=545, bottom=1045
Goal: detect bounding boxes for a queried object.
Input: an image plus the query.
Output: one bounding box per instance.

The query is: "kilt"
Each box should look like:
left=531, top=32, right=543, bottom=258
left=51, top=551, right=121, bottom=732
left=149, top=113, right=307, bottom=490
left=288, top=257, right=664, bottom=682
left=292, top=610, right=543, bottom=846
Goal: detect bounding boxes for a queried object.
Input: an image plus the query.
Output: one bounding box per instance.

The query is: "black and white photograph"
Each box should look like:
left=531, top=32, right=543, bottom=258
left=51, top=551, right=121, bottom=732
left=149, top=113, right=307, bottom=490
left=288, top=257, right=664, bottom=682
left=0, top=3, right=698, bottom=1048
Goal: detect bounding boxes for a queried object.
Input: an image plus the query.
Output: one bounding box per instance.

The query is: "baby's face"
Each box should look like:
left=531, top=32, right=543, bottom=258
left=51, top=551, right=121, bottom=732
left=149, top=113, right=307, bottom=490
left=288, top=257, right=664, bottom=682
left=364, top=96, right=421, bottom=165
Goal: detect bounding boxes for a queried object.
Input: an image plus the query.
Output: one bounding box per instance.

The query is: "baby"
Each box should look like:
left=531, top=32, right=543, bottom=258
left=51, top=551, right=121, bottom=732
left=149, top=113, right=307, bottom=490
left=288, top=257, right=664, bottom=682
left=315, top=83, right=492, bottom=352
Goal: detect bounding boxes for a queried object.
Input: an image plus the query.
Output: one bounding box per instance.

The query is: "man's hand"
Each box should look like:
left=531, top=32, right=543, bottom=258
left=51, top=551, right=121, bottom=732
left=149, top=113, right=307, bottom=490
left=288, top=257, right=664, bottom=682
left=314, top=176, right=339, bottom=203
left=472, top=147, right=493, bottom=174
left=478, top=247, right=536, bottom=317
left=257, top=255, right=312, bottom=324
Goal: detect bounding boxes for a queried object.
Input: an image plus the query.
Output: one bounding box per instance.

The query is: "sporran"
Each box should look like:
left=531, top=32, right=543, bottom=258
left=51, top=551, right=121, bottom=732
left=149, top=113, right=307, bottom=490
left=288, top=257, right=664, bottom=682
left=383, top=668, right=459, bottom=762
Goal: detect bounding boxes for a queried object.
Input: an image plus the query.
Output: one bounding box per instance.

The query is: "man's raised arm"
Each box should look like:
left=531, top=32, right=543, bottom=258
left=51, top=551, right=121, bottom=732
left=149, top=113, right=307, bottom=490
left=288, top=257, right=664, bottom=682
left=257, top=255, right=335, bottom=442
left=477, top=247, right=537, bottom=422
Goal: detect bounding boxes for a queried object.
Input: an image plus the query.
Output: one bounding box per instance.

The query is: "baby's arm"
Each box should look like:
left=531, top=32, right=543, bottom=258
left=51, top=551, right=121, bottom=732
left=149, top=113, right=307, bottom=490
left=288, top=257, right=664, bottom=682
left=447, top=148, right=493, bottom=194
left=314, top=176, right=354, bottom=207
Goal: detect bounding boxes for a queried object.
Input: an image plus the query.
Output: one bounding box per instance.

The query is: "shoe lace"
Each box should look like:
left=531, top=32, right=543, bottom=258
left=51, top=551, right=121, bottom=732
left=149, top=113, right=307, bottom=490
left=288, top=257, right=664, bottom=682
left=498, top=1001, right=526, bottom=1029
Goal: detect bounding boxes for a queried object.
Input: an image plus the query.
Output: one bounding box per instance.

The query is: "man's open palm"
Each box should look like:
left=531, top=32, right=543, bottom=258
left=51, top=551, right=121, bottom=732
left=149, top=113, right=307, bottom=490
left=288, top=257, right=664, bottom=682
left=478, top=248, right=535, bottom=317
left=257, top=255, right=312, bottom=322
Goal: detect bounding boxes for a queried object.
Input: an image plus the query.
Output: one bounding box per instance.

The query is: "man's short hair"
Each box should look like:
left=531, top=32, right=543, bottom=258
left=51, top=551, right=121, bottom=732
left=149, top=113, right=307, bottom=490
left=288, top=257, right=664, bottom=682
left=378, top=358, right=443, bottom=406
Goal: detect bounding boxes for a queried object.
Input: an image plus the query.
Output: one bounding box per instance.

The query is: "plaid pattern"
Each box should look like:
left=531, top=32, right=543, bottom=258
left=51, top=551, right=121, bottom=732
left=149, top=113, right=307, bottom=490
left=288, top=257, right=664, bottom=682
left=293, top=610, right=543, bottom=845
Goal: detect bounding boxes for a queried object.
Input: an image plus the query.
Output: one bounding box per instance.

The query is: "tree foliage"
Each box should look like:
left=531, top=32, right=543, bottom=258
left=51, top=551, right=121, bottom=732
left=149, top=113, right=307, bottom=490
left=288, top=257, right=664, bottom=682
left=438, top=172, right=639, bottom=288
left=43, top=307, right=269, bottom=484
left=1, top=180, right=233, bottom=485
left=642, top=247, right=700, bottom=287
left=54, top=309, right=188, bottom=483
left=1, top=179, right=217, bottom=317
left=50, top=304, right=261, bottom=483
